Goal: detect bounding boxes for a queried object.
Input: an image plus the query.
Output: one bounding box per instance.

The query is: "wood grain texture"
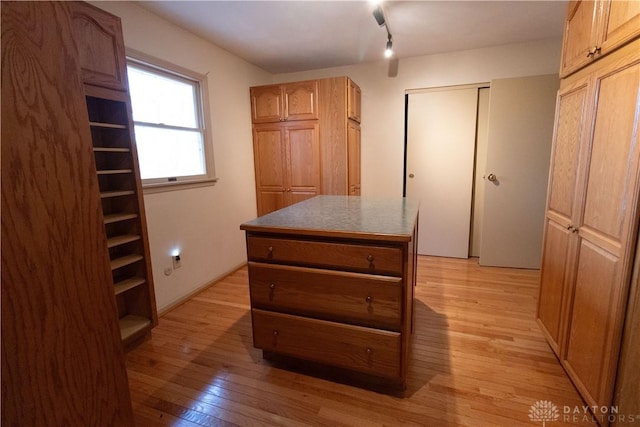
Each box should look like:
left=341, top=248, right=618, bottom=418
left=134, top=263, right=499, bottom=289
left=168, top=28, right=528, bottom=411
left=1, top=2, right=133, bottom=425
left=69, top=1, right=128, bottom=91
left=318, top=77, right=349, bottom=194
left=283, top=80, right=318, bottom=121
left=125, top=257, right=595, bottom=426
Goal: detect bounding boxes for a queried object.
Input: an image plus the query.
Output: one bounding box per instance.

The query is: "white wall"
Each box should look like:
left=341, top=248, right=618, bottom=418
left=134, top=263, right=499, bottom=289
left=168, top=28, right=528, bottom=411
left=92, top=1, right=271, bottom=312
left=274, top=38, right=562, bottom=198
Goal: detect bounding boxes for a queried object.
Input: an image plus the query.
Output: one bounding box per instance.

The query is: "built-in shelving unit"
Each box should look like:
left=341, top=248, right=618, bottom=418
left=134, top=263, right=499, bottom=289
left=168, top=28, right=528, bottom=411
left=85, top=93, right=157, bottom=347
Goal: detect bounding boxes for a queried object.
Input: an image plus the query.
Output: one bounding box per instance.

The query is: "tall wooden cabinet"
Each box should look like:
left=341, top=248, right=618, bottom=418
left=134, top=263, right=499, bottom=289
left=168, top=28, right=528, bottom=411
left=69, top=1, right=158, bottom=348
left=251, top=77, right=361, bottom=216
left=561, top=0, right=640, bottom=77
left=2, top=2, right=134, bottom=425
left=538, top=2, right=640, bottom=422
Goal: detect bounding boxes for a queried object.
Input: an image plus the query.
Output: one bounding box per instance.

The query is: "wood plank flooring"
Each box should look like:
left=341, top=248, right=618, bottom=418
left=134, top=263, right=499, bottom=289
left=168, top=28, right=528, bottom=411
left=126, top=256, right=595, bottom=426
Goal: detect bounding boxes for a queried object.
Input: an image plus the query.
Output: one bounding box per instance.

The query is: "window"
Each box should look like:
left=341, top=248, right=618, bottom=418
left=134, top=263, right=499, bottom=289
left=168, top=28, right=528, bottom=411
left=127, top=52, right=216, bottom=189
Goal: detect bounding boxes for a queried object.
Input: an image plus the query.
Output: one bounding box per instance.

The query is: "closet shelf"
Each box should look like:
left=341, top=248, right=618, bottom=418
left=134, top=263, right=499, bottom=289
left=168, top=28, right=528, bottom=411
left=110, top=254, right=144, bottom=270
left=103, top=213, right=138, bottom=224
left=90, top=121, right=127, bottom=129
left=100, top=190, right=135, bottom=198
left=97, top=169, right=133, bottom=175
left=119, top=315, right=151, bottom=341
left=107, top=234, right=141, bottom=248
left=114, top=277, right=146, bottom=295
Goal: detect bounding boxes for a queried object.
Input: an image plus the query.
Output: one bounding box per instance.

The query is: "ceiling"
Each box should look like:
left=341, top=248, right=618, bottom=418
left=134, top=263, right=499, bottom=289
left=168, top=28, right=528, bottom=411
left=138, top=1, right=568, bottom=74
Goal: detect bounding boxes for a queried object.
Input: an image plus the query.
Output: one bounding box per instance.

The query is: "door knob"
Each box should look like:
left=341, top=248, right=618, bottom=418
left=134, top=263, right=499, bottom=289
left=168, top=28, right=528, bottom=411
left=487, top=173, right=497, bottom=182
left=408, top=173, right=415, bottom=178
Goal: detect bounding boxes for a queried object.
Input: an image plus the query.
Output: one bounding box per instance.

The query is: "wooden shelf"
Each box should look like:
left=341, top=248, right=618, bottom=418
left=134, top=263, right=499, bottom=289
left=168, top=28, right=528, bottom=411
left=100, top=190, right=135, bottom=198
left=103, top=213, right=138, bottom=224
left=107, top=234, right=141, bottom=248
left=114, top=277, right=146, bottom=295
left=119, top=315, right=151, bottom=341
left=97, top=169, right=133, bottom=175
left=93, top=147, right=130, bottom=153
left=90, top=121, right=127, bottom=129
left=110, top=254, right=144, bottom=270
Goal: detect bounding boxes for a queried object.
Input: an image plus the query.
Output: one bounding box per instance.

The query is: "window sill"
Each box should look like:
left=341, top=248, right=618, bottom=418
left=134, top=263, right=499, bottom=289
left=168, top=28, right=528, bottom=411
left=142, top=177, right=219, bottom=194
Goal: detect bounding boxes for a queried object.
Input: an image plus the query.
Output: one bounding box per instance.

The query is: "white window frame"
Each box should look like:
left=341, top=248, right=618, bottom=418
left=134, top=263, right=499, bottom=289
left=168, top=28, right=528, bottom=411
left=126, top=49, right=217, bottom=193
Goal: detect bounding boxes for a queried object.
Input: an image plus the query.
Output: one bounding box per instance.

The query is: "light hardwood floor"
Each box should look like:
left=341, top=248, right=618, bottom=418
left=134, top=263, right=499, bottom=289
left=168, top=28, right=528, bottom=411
left=126, top=256, right=595, bottom=426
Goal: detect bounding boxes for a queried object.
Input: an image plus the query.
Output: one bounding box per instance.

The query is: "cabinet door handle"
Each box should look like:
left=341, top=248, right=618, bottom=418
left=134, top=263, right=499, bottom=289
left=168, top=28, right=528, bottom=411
left=367, top=254, right=374, bottom=262
left=272, top=330, right=279, bottom=337
left=365, top=295, right=372, bottom=304
left=269, top=283, right=275, bottom=290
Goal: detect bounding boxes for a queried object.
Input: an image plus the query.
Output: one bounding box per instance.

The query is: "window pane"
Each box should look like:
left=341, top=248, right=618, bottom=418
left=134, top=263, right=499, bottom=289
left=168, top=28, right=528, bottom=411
left=128, top=66, right=198, bottom=128
left=134, top=125, right=205, bottom=179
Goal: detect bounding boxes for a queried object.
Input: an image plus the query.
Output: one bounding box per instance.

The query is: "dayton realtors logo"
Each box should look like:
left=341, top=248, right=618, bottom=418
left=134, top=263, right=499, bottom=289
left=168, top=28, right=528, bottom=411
left=529, top=400, right=639, bottom=425
left=529, top=400, right=559, bottom=426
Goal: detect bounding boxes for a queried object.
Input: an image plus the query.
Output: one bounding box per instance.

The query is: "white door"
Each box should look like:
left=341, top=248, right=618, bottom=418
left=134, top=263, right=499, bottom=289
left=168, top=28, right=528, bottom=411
left=406, top=88, right=479, bottom=258
left=479, top=75, right=559, bottom=268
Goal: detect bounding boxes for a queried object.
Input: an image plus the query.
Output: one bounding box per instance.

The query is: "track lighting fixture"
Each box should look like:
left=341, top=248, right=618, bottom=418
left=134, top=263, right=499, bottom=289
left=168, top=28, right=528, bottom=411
left=384, top=36, right=393, bottom=58
left=372, top=3, right=393, bottom=59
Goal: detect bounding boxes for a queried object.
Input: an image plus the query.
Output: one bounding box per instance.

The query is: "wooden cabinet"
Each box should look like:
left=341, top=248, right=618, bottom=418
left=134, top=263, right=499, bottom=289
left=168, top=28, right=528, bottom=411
left=347, top=120, right=362, bottom=195
left=69, top=1, right=128, bottom=91
left=538, top=38, right=640, bottom=422
left=70, top=1, right=157, bottom=348
left=347, top=77, right=362, bottom=123
left=1, top=2, right=134, bottom=424
left=251, top=77, right=362, bottom=216
left=241, top=196, right=419, bottom=388
left=560, top=0, right=640, bottom=77
left=251, top=80, right=318, bottom=123
left=252, top=121, right=320, bottom=215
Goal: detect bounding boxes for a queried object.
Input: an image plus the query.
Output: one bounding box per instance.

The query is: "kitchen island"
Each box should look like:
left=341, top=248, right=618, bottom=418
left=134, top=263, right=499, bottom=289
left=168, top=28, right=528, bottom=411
left=240, top=196, right=419, bottom=388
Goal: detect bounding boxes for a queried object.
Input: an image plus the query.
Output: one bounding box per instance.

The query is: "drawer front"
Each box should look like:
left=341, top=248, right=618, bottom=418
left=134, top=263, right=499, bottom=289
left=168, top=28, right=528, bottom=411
left=249, top=262, right=402, bottom=330
left=252, top=309, right=401, bottom=379
left=247, top=236, right=403, bottom=276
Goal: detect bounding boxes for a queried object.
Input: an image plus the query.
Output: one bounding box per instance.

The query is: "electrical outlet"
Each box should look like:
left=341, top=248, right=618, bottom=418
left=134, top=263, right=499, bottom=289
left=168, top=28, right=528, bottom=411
left=173, top=254, right=182, bottom=269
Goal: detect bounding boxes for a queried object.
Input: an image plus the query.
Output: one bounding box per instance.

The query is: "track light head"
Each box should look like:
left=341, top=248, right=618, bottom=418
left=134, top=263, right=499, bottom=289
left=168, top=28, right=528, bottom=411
left=373, top=5, right=385, bottom=26
left=384, top=37, right=393, bottom=58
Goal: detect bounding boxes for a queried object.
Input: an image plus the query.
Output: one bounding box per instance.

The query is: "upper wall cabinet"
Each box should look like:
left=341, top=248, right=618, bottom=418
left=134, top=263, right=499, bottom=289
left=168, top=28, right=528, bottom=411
left=347, top=78, right=361, bottom=123
left=69, top=1, right=128, bottom=91
left=560, top=0, right=640, bottom=77
left=251, top=80, right=318, bottom=123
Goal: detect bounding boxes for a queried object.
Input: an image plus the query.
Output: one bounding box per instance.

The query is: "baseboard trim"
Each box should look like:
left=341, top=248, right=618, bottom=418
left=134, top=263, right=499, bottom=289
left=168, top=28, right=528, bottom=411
left=157, top=261, right=248, bottom=316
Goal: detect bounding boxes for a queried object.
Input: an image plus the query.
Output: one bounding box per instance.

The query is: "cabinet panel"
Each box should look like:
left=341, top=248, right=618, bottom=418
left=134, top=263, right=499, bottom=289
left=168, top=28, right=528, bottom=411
left=284, top=81, right=318, bottom=121
left=70, top=2, right=127, bottom=91
left=251, top=85, right=283, bottom=123
left=347, top=121, right=361, bottom=195
left=561, top=1, right=599, bottom=77
left=547, top=81, right=589, bottom=219
left=537, top=220, right=574, bottom=355
left=582, top=59, right=640, bottom=244
left=253, top=125, right=286, bottom=188
left=600, top=0, right=640, bottom=53
left=564, top=240, right=620, bottom=408
left=252, top=309, right=401, bottom=378
left=286, top=122, right=320, bottom=191
left=347, top=78, right=362, bottom=123
left=248, top=262, right=402, bottom=330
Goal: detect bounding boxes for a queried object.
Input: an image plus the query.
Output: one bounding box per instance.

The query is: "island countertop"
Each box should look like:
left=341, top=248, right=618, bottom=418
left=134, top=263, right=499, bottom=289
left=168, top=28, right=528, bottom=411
left=240, top=195, right=419, bottom=242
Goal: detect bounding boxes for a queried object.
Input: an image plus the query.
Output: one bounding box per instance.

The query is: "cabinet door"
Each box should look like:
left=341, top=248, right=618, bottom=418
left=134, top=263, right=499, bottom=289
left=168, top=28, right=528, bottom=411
left=347, top=121, right=361, bottom=195
left=537, top=77, right=590, bottom=355
left=253, top=124, right=287, bottom=215
left=285, top=121, right=320, bottom=205
left=560, top=0, right=600, bottom=77
left=251, top=85, right=284, bottom=123
left=563, top=47, right=640, bottom=411
left=283, top=81, right=318, bottom=121
left=347, top=78, right=362, bottom=123
left=69, top=2, right=128, bottom=91
left=599, top=0, right=640, bottom=54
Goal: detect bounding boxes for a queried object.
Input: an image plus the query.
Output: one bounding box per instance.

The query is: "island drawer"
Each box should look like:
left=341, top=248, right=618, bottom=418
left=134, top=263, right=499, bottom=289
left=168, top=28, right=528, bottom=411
left=249, top=262, right=402, bottom=330
left=246, top=236, right=403, bottom=276
left=252, top=309, right=401, bottom=379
